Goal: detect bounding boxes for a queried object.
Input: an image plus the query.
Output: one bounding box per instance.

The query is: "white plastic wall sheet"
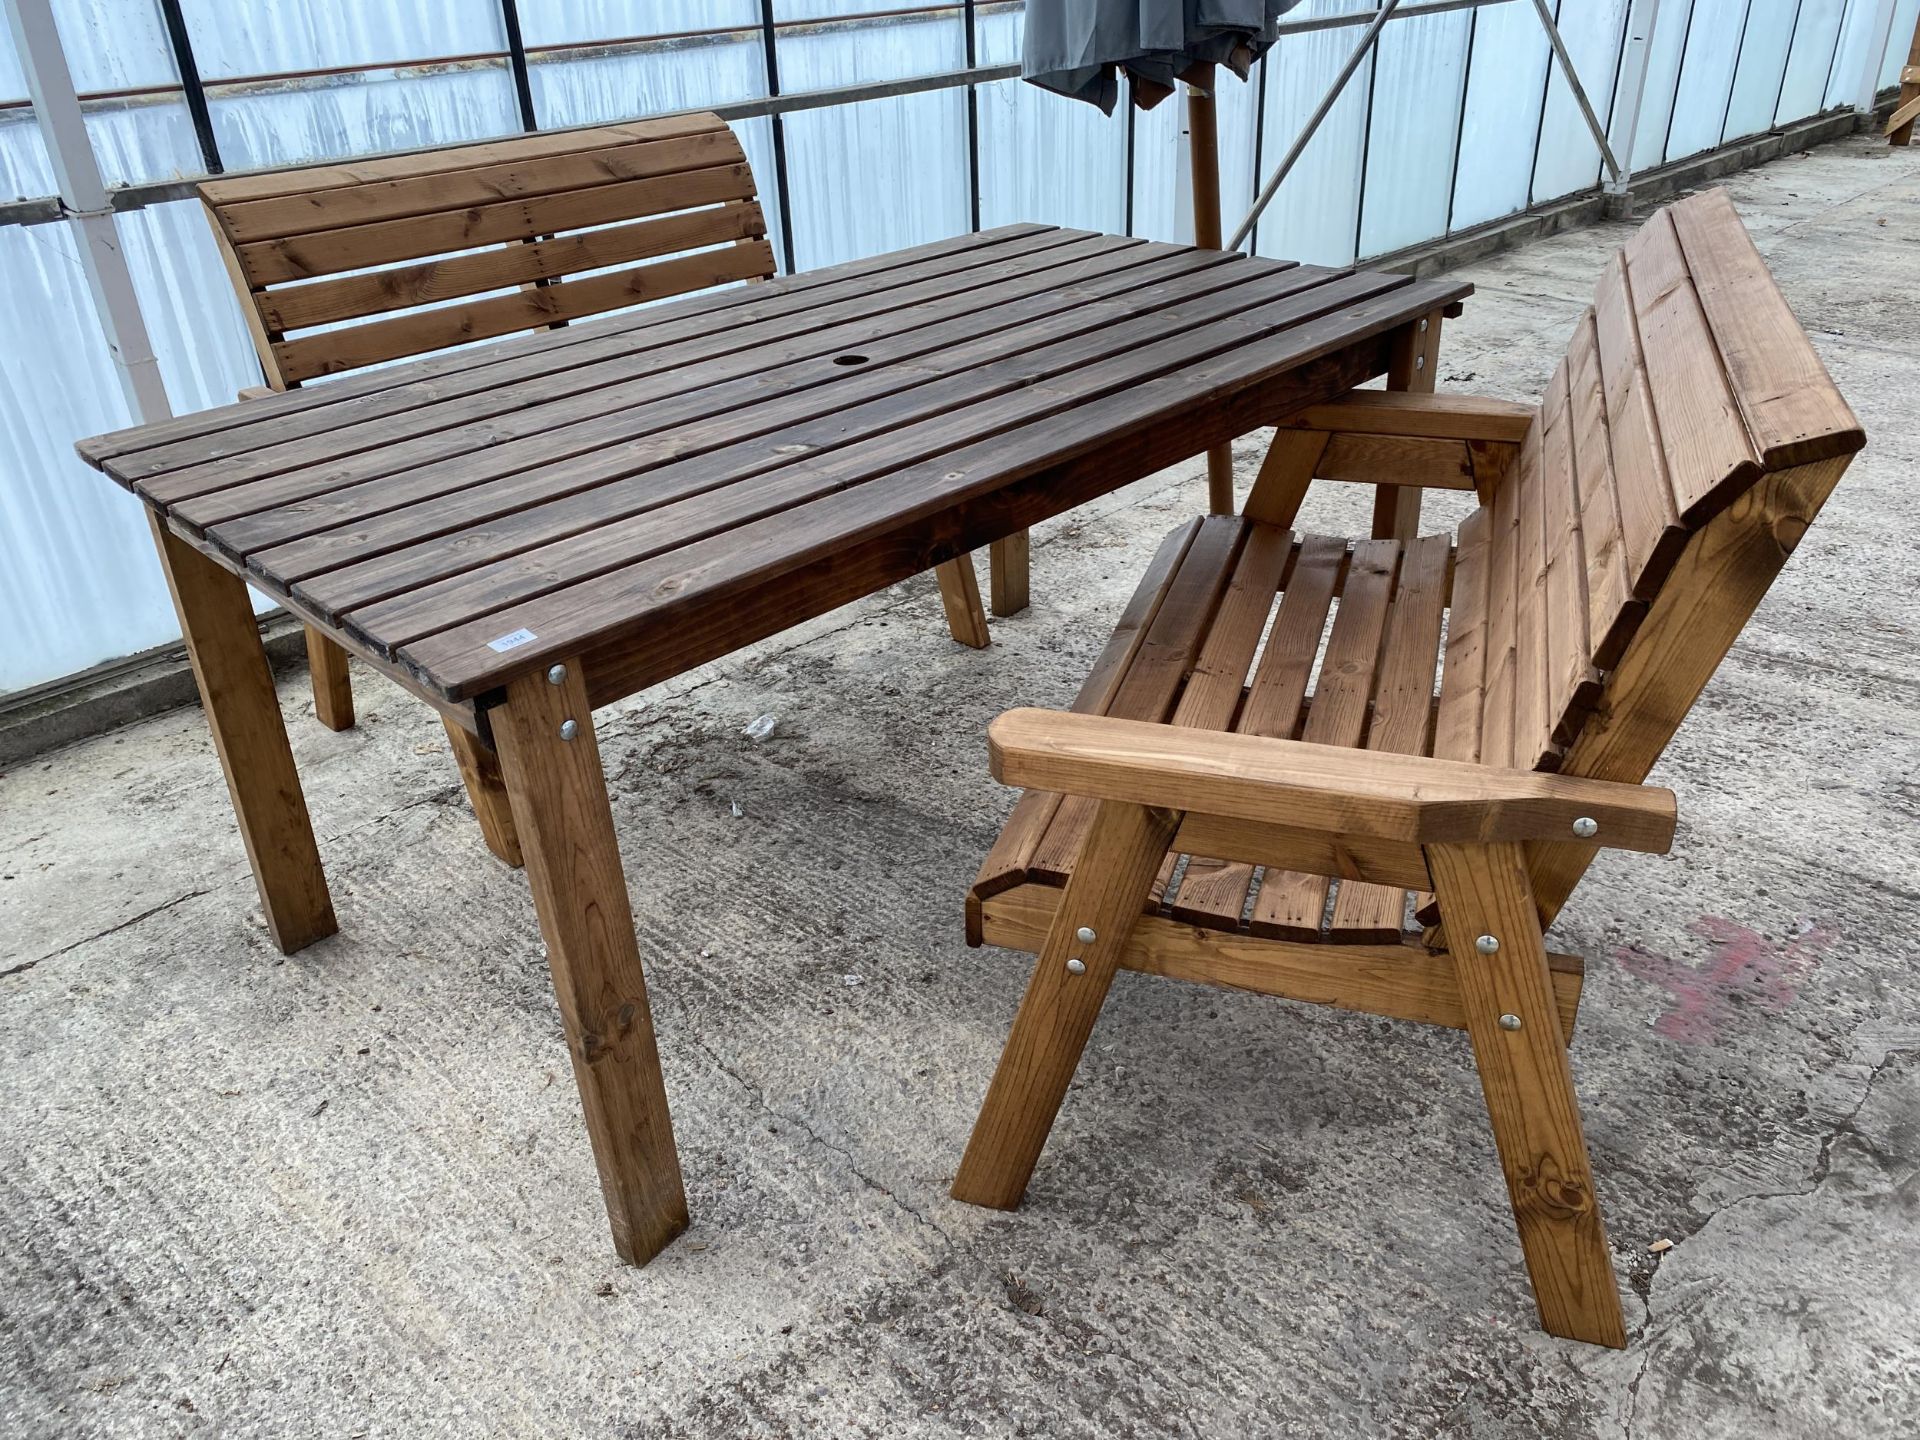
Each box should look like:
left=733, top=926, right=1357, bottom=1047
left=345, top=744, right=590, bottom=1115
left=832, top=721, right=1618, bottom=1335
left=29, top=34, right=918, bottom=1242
left=1776, top=0, right=1850, bottom=124
left=1533, top=0, right=1627, bottom=203
left=1358, top=6, right=1471, bottom=257
left=0, top=203, right=266, bottom=694
left=1250, top=0, right=1371, bottom=266
left=1451, top=1, right=1553, bottom=229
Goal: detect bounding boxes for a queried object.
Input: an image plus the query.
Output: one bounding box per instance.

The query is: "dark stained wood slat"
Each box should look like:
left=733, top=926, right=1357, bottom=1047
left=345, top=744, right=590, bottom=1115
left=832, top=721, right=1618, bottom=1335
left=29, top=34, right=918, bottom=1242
left=1477, top=435, right=1523, bottom=771
left=1328, top=531, right=1451, bottom=941
left=198, top=117, right=717, bottom=206
left=1539, top=364, right=1601, bottom=748
left=150, top=230, right=1122, bottom=512
left=271, top=251, right=1269, bottom=608
left=1146, top=526, right=1297, bottom=908
left=1027, top=517, right=1248, bottom=885
left=1588, top=253, right=1689, bottom=602
left=1432, top=507, right=1490, bottom=765
left=1620, top=208, right=1761, bottom=524
left=970, top=519, right=1203, bottom=912
left=262, top=197, right=766, bottom=332
left=1249, top=538, right=1402, bottom=941
left=245, top=247, right=1239, bottom=580
left=1564, top=311, right=1641, bottom=670
left=78, top=224, right=1059, bottom=470
left=273, top=239, right=779, bottom=384
left=392, top=276, right=1466, bottom=701
left=237, top=161, right=762, bottom=289
left=217, top=126, right=745, bottom=244
left=1666, top=189, right=1864, bottom=471
left=341, top=270, right=1411, bottom=651
left=1511, top=400, right=1555, bottom=773
left=1166, top=532, right=1345, bottom=931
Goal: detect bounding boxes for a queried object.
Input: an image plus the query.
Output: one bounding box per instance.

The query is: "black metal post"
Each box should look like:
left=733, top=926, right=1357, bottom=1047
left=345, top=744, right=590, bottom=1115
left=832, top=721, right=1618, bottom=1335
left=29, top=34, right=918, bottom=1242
left=499, top=0, right=540, bottom=131
left=964, top=0, right=982, bottom=231
left=155, top=0, right=221, bottom=175
left=758, top=0, right=800, bottom=275
left=1123, top=76, right=1136, bottom=236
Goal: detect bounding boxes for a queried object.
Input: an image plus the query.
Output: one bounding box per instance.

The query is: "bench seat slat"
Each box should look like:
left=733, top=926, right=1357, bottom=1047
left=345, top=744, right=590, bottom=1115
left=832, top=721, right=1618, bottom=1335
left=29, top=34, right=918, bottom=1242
left=1167, top=533, right=1346, bottom=931
left=1249, top=538, right=1402, bottom=940
left=1327, top=532, right=1452, bottom=941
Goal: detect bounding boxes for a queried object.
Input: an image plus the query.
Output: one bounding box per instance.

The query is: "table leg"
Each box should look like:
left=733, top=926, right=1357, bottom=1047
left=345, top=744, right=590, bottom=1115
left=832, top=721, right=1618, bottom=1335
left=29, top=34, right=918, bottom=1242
left=934, top=555, right=991, bottom=649
left=305, top=627, right=355, bottom=731
left=490, top=660, right=689, bottom=1264
left=443, top=717, right=523, bottom=867
left=989, top=531, right=1030, bottom=617
left=147, top=514, right=337, bottom=954
left=1372, top=309, right=1446, bottom=540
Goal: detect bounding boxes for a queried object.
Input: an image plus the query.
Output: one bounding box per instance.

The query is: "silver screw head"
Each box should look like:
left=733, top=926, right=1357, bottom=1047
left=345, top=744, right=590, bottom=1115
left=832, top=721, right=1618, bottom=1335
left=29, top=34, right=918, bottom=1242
left=559, top=719, right=579, bottom=741
left=1065, top=957, right=1087, bottom=976
left=546, top=663, right=567, bottom=685
left=1572, top=816, right=1599, bottom=839
left=1475, top=934, right=1500, bottom=955
left=1414, top=353, right=1426, bottom=370
left=1498, top=1013, right=1523, bottom=1031
left=1075, top=926, right=1097, bottom=944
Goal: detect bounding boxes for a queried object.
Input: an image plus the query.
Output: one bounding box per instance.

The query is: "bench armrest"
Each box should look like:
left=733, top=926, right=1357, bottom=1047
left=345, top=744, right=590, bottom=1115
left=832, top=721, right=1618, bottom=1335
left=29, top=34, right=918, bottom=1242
left=1282, top=390, right=1535, bottom=442
left=988, top=708, right=1676, bottom=854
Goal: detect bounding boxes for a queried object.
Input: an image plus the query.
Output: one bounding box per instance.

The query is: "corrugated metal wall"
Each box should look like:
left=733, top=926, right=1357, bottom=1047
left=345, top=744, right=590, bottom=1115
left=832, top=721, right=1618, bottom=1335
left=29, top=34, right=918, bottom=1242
left=1, top=0, right=1913, bottom=692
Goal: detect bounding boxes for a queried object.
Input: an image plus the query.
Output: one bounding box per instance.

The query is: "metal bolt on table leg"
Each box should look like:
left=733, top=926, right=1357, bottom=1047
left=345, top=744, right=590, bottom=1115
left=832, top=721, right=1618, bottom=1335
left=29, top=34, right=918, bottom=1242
left=1065, top=957, right=1086, bottom=975
left=1572, top=816, right=1598, bottom=838
left=1475, top=934, right=1500, bottom=955
left=1075, top=926, right=1097, bottom=943
left=547, top=664, right=567, bottom=685
left=559, top=719, right=579, bottom=741
left=1498, top=1013, right=1523, bottom=1031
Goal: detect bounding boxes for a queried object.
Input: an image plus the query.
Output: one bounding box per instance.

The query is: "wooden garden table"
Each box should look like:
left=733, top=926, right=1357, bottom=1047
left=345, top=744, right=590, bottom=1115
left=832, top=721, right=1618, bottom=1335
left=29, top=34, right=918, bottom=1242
left=77, top=223, right=1469, bottom=1265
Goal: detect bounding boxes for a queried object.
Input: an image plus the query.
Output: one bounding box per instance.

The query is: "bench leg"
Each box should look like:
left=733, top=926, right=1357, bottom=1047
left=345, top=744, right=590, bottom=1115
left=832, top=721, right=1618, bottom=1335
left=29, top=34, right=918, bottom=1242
left=989, top=531, right=1030, bottom=617
left=1427, top=841, right=1626, bottom=1348
left=148, top=515, right=337, bottom=955
left=491, top=660, right=688, bottom=1265
left=953, top=801, right=1180, bottom=1208
left=305, top=626, right=355, bottom=731
left=935, top=555, right=990, bottom=649
left=1372, top=309, right=1445, bottom=540
left=444, top=717, right=522, bottom=867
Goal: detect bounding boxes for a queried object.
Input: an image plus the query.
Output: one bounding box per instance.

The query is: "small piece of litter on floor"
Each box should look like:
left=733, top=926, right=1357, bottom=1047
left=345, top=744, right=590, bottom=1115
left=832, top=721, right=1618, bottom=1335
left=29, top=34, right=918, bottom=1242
left=744, top=713, right=779, bottom=741
left=1648, top=1238, right=1673, bottom=1254
left=730, top=800, right=744, bottom=818
left=594, top=1281, right=615, bottom=1297
left=842, top=973, right=863, bottom=986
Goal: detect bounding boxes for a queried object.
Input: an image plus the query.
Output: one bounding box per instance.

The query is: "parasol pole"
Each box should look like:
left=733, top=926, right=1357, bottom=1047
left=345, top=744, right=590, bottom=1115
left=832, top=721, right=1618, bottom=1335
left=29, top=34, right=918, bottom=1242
left=1185, top=65, right=1235, bottom=515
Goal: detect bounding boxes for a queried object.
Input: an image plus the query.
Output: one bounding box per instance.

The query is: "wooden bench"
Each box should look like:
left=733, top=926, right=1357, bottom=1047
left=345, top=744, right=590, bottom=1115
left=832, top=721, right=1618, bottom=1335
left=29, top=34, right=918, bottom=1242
left=196, top=116, right=1017, bottom=860
left=953, top=188, right=1865, bottom=1348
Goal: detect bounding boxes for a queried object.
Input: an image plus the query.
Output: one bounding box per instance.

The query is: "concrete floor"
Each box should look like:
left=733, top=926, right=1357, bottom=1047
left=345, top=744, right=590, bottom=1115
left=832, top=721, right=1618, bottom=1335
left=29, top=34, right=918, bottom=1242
left=4, top=133, right=1918, bottom=1439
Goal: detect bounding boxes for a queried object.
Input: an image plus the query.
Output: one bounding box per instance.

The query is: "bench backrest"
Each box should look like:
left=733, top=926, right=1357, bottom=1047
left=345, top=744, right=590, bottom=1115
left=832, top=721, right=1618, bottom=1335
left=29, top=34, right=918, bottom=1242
left=1449, top=188, right=1863, bottom=922
left=199, top=113, right=774, bottom=389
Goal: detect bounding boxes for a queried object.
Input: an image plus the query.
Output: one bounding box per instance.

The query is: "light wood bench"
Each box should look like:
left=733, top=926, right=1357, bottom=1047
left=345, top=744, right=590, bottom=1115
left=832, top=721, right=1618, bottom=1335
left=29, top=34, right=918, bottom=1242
left=954, top=188, right=1865, bottom=1348
left=196, top=116, right=1017, bottom=860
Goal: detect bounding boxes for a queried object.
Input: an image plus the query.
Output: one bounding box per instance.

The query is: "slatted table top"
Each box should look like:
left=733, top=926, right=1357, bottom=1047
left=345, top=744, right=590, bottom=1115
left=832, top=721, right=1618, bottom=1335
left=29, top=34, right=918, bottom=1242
left=79, top=224, right=1469, bottom=712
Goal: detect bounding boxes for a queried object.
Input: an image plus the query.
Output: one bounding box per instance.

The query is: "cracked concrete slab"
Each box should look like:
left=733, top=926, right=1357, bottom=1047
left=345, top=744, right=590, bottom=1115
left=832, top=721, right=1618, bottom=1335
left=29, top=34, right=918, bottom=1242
left=2, top=133, right=1918, bottom=1438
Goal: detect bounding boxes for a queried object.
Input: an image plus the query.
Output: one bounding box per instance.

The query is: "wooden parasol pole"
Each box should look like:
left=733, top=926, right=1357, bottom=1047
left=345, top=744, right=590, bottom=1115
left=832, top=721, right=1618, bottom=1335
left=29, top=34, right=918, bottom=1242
left=1185, top=66, right=1235, bottom=515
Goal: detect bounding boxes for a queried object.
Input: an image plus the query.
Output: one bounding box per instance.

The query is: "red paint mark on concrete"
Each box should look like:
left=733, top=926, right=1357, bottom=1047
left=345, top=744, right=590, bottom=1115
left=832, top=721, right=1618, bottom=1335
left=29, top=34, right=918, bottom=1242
left=1614, top=917, right=1833, bottom=1045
